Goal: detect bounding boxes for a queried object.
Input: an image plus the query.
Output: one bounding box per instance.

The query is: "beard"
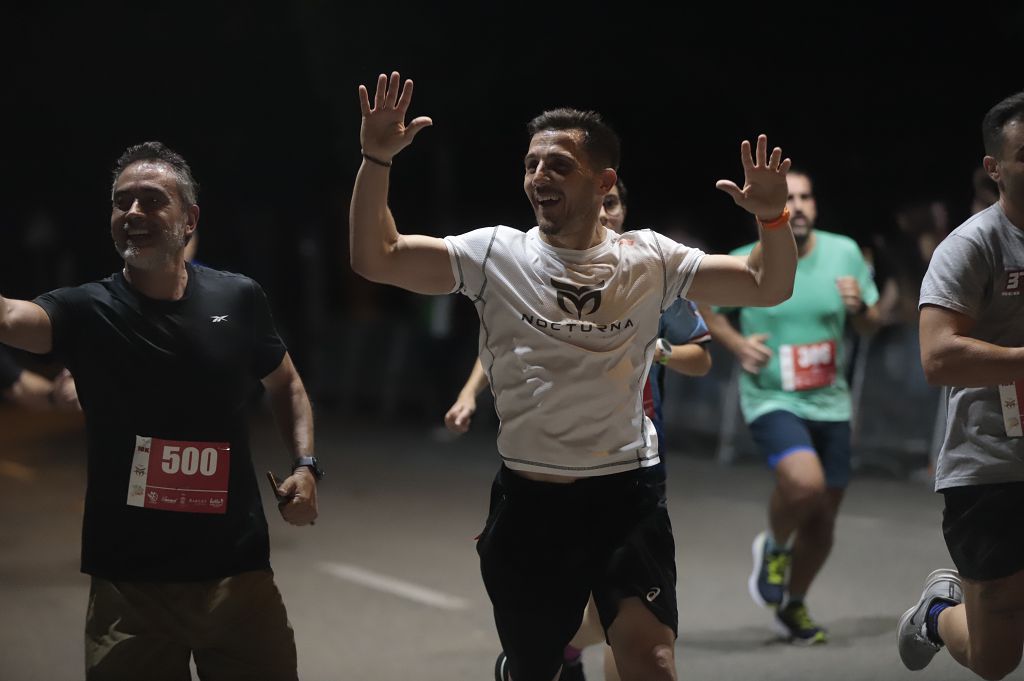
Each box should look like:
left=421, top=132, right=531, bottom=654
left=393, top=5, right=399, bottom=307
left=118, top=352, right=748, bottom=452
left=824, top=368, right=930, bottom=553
left=790, top=216, right=813, bottom=249
left=537, top=220, right=562, bottom=236
left=116, top=223, right=188, bottom=270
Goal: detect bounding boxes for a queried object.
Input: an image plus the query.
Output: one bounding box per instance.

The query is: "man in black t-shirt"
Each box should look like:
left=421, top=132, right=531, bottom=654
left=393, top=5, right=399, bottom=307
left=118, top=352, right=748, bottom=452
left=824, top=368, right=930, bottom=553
left=0, top=141, right=318, bottom=681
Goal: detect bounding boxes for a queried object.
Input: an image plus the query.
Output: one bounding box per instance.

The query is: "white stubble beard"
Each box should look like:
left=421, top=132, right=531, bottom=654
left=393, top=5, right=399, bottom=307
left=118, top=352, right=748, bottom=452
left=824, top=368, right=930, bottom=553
left=117, top=221, right=188, bottom=271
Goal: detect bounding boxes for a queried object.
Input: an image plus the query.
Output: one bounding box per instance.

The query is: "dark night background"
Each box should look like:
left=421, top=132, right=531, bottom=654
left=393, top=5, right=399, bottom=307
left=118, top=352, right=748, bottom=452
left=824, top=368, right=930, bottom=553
left=3, top=2, right=1022, bottom=418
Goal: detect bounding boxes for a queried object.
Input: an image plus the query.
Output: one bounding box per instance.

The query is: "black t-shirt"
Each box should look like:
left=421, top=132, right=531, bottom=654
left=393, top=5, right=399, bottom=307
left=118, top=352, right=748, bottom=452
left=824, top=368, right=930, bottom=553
left=0, top=345, right=24, bottom=392
left=34, top=264, right=287, bottom=581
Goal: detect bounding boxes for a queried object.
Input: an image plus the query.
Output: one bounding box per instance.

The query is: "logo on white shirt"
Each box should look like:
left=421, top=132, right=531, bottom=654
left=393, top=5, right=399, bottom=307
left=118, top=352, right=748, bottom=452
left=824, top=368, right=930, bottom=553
left=551, top=278, right=604, bottom=318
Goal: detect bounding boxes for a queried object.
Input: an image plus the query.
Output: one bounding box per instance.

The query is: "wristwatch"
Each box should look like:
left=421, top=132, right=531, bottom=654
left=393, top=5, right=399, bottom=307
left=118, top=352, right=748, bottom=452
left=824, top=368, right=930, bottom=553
left=656, top=338, right=673, bottom=365
left=293, top=456, right=325, bottom=481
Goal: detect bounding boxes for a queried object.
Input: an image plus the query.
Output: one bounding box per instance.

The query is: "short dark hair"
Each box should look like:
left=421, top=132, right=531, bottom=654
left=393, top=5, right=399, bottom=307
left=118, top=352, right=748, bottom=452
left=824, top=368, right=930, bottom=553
left=527, top=108, right=621, bottom=170
left=615, top=177, right=628, bottom=206
left=982, top=91, right=1024, bottom=158
left=111, top=141, right=199, bottom=206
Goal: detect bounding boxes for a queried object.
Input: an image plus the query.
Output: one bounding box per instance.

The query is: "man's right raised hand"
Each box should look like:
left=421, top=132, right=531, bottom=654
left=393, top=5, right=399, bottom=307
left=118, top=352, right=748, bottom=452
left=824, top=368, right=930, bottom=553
left=358, top=71, right=433, bottom=163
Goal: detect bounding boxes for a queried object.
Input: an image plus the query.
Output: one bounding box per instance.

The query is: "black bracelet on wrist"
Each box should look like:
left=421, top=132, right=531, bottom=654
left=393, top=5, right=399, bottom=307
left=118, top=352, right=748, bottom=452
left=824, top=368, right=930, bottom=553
left=361, top=151, right=392, bottom=168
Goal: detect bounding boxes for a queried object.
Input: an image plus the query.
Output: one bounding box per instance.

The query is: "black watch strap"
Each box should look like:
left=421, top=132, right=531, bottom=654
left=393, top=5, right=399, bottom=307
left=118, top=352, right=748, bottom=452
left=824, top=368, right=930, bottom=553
left=293, top=456, right=324, bottom=480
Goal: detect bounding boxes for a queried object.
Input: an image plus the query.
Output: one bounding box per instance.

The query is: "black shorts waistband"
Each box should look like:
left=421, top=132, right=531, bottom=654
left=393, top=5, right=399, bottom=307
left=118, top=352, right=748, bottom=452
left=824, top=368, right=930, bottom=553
left=497, top=464, right=661, bottom=497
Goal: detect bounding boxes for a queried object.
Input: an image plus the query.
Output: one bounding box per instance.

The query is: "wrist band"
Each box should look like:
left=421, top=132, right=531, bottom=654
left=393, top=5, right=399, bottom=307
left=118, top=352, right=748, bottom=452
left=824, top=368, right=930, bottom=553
left=656, top=338, right=672, bottom=365
left=361, top=151, right=392, bottom=168
left=757, top=206, right=791, bottom=230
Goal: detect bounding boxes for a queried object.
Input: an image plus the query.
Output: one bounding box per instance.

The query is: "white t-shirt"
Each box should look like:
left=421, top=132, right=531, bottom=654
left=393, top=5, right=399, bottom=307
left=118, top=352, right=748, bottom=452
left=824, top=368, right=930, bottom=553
left=445, top=225, right=705, bottom=476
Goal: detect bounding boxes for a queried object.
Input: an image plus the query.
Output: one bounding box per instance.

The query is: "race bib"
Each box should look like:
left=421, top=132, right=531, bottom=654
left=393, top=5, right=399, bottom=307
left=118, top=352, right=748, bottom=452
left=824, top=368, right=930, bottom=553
left=126, top=436, right=230, bottom=514
left=999, top=383, right=1024, bottom=437
left=779, top=340, right=837, bottom=392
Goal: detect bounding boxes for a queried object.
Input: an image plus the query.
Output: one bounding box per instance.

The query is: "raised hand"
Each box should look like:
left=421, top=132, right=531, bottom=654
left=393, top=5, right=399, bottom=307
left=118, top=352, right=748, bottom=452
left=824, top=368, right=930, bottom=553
left=716, top=135, right=791, bottom=221
left=358, top=71, right=433, bottom=162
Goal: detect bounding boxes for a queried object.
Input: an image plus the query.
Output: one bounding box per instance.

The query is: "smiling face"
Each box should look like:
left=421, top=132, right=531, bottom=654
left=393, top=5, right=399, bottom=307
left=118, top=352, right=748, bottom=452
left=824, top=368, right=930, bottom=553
left=523, top=129, right=607, bottom=238
left=110, top=161, right=197, bottom=270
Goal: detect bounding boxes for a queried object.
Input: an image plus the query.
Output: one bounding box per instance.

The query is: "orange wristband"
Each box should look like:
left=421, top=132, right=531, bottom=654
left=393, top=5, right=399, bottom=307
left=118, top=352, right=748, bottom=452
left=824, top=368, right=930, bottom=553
left=757, top=206, right=790, bottom=230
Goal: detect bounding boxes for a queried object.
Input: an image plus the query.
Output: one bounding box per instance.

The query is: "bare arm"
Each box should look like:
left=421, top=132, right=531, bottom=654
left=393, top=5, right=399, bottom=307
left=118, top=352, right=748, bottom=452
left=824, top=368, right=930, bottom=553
left=444, top=358, right=489, bottom=433
left=848, top=304, right=882, bottom=335
left=662, top=344, right=712, bottom=377
left=349, top=71, right=455, bottom=294
left=687, top=241, right=795, bottom=308
left=0, top=297, right=53, bottom=354
left=698, top=304, right=773, bottom=375
left=3, top=369, right=54, bottom=410
left=686, top=135, right=797, bottom=308
left=919, top=305, right=1024, bottom=387
left=261, top=353, right=318, bottom=526
left=836, top=275, right=882, bottom=335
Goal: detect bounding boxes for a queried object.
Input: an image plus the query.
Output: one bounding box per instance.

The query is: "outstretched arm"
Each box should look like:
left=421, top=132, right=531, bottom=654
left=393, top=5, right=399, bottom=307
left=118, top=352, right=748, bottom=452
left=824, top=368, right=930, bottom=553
left=350, top=71, right=455, bottom=295
left=0, top=296, right=53, bottom=355
left=687, top=135, right=797, bottom=308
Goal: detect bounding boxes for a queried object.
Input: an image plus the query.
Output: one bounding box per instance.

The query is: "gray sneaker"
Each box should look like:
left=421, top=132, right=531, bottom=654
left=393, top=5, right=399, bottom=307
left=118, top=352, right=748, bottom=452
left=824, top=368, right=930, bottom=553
left=897, top=569, right=963, bottom=671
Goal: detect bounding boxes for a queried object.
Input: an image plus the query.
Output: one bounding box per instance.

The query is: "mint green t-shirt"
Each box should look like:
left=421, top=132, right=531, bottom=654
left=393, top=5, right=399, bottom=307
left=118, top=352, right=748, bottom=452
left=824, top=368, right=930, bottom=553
left=716, top=230, right=879, bottom=423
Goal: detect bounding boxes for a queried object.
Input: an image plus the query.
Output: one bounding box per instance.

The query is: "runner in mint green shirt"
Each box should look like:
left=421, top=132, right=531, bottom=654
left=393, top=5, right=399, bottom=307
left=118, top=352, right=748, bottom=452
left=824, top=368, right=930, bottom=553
left=702, top=169, right=881, bottom=644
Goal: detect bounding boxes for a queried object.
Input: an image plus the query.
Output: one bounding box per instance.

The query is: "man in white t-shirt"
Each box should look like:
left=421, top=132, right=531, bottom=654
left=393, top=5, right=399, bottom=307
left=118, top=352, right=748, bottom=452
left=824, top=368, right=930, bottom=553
left=349, top=71, right=798, bottom=681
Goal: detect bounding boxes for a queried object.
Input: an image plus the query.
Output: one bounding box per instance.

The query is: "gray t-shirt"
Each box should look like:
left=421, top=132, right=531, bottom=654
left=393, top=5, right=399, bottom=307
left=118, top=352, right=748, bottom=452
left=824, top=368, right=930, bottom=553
left=920, top=202, right=1024, bottom=490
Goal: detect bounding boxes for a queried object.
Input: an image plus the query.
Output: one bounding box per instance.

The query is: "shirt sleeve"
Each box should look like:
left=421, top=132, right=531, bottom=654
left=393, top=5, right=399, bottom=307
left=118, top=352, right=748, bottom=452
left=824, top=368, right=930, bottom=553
left=32, top=286, right=81, bottom=359
left=919, top=234, right=990, bottom=319
left=248, top=279, right=289, bottom=379
left=661, top=300, right=711, bottom=345
left=443, top=227, right=502, bottom=299
left=649, top=231, right=706, bottom=310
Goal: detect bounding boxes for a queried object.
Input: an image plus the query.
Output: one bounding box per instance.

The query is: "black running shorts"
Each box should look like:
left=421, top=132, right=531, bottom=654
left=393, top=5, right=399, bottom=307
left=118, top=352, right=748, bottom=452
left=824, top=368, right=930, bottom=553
left=942, top=481, right=1024, bottom=581
left=476, top=465, right=677, bottom=681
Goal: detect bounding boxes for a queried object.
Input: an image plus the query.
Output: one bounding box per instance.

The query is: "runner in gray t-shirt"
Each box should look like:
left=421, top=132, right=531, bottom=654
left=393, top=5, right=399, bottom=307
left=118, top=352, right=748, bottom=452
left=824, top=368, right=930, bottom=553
left=898, top=90, right=1024, bottom=679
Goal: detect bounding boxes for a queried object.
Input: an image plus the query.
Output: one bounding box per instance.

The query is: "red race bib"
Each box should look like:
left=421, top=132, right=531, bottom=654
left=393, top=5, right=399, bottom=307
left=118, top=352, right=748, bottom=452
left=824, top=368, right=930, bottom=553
left=126, top=436, right=230, bottom=514
left=779, top=340, right=837, bottom=392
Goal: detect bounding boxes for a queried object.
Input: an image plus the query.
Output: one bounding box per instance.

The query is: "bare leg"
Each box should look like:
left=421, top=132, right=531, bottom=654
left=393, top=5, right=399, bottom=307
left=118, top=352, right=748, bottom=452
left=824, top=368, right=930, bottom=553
left=938, top=570, right=1024, bottom=680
